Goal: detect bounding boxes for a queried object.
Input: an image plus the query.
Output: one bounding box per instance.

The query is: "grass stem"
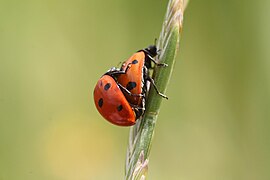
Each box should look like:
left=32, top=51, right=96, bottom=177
left=125, top=0, right=188, bottom=179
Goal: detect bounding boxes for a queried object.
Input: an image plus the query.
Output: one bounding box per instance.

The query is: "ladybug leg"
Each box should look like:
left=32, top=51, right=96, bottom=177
left=130, top=104, right=145, bottom=110
left=118, top=83, right=144, bottom=97
left=122, top=62, right=132, bottom=73
left=106, top=63, right=132, bottom=76
left=147, top=54, right=168, bottom=67
left=130, top=104, right=145, bottom=119
left=146, top=77, right=168, bottom=99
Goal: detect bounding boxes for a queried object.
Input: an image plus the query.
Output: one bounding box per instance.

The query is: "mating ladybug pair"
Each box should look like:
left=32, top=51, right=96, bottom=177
left=93, top=45, right=168, bottom=126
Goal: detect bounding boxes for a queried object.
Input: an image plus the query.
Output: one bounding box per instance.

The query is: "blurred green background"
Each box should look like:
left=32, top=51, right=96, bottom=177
left=1, top=0, right=270, bottom=179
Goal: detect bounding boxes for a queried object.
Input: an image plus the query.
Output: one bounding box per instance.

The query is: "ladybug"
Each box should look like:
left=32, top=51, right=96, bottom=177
left=93, top=74, right=139, bottom=126
left=116, top=45, right=168, bottom=107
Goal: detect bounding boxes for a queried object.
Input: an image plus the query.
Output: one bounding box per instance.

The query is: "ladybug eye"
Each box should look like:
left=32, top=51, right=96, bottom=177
left=98, top=98, right=103, bottom=108
left=132, top=60, right=138, bottom=64
left=104, top=83, right=111, bottom=91
left=126, top=82, right=137, bottom=91
left=117, top=105, right=123, bottom=111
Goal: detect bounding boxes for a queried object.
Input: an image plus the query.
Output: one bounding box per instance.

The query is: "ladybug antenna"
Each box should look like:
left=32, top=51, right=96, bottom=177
left=117, top=61, right=122, bottom=67
left=154, top=38, right=157, bottom=46
left=144, top=45, right=157, bottom=57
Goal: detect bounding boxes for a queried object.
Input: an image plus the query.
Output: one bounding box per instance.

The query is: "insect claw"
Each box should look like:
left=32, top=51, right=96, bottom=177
left=157, top=63, right=168, bottom=67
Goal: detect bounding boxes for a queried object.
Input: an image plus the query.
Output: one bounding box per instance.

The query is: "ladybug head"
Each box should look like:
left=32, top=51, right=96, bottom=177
left=144, top=45, right=158, bottom=57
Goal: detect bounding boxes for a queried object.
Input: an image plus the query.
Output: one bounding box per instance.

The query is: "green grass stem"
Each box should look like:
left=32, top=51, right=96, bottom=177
left=125, top=0, right=188, bottom=179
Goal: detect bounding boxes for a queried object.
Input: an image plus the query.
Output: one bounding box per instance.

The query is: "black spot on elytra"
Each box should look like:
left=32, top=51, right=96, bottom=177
left=117, top=105, right=123, bottom=111
left=126, top=82, right=137, bottom=91
left=132, top=60, right=138, bottom=64
left=98, top=98, right=103, bottom=108
left=104, top=83, right=111, bottom=91
left=100, top=81, right=103, bottom=87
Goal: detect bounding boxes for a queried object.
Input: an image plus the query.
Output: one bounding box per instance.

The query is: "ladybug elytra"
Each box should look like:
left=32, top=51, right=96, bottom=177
left=93, top=75, right=137, bottom=126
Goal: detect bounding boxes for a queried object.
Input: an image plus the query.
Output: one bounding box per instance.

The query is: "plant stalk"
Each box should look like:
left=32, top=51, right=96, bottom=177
left=125, top=0, right=188, bottom=179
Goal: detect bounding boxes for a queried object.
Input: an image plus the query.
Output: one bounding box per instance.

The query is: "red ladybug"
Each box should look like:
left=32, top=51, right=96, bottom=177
left=93, top=75, right=137, bottom=126
left=117, top=45, right=167, bottom=106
